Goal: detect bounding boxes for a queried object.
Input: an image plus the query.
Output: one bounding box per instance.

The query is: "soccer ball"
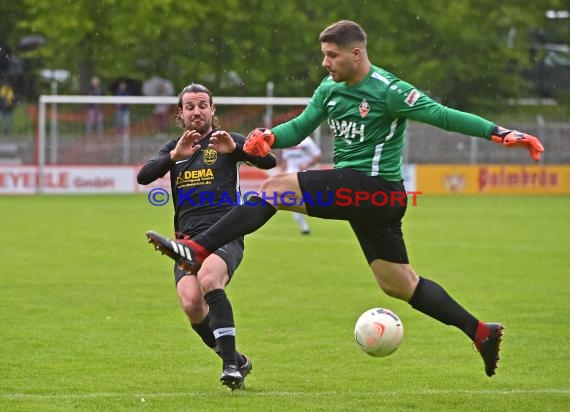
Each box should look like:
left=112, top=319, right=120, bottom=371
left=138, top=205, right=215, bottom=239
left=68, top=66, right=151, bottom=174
left=354, top=308, right=404, bottom=357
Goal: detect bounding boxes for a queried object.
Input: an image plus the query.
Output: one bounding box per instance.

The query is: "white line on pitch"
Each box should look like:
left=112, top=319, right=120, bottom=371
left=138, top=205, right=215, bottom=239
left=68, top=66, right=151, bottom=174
left=3, top=388, right=569, bottom=400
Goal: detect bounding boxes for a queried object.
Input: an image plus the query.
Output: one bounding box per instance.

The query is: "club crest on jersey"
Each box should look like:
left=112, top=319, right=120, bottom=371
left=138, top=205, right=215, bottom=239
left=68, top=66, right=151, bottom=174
left=359, top=99, right=370, bottom=118
left=203, top=148, right=217, bottom=165
left=405, top=89, right=421, bottom=107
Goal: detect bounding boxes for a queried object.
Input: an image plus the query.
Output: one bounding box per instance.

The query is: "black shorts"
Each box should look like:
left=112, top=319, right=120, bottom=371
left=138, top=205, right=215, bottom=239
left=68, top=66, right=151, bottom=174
left=297, top=168, right=409, bottom=264
left=174, top=237, right=244, bottom=285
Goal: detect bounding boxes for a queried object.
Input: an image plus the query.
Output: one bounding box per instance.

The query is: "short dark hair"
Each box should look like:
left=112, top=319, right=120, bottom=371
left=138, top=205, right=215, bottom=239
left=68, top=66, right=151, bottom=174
left=177, top=83, right=213, bottom=109
left=319, top=20, right=366, bottom=47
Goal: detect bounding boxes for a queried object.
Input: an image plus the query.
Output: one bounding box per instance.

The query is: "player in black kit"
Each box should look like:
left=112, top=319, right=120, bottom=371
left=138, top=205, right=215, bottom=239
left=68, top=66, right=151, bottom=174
left=137, top=83, right=276, bottom=390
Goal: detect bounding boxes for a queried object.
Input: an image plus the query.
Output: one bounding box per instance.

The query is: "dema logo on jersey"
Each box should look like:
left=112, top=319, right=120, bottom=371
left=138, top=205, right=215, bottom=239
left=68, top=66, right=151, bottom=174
left=176, top=168, right=215, bottom=189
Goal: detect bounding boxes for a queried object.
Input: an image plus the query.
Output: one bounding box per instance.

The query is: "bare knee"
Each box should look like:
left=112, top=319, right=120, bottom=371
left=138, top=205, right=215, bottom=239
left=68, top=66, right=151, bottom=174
left=197, top=264, right=228, bottom=294
left=258, top=173, right=289, bottom=193
left=176, top=276, right=207, bottom=322
left=257, top=173, right=303, bottom=211
left=178, top=286, right=207, bottom=322
left=371, top=260, right=419, bottom=301
left=177, top=255, right=230, bottom=323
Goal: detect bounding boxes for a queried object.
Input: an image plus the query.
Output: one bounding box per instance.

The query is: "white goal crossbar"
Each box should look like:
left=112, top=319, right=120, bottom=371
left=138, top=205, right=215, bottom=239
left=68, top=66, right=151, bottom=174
left=36, top=95, right=312, bottom=193
left=38, top=95, right=311, bottom=106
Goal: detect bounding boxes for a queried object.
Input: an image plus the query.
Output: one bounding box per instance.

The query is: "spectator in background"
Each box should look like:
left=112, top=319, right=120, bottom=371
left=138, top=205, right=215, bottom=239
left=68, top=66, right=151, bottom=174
left=0, top=78, right=15, bottom=136
left=153, top=82, right=172, bottom=136
left=85, top=76, right=104, bottom=137
left=115, top=80, right=130, bottom=136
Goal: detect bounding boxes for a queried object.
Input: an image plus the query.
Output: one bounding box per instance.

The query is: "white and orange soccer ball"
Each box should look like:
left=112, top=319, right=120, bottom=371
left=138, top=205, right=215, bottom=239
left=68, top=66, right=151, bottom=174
left=354, top=308, right=404, bottom=357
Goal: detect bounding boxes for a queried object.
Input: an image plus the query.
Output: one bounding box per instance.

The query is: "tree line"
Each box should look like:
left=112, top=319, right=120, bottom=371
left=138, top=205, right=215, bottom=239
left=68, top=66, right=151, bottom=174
left=1, top=0, right=568, bottom=112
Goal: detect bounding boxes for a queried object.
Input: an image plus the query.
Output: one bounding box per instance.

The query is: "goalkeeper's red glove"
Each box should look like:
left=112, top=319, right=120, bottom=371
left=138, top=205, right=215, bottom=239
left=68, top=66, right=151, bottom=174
left=491, top=126, right=544, bottom=161
left=243, top=128, right=275, bottom=156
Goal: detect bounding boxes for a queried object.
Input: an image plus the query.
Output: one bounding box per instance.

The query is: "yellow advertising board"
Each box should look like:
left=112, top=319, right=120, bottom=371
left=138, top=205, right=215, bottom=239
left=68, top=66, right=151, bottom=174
left=415, top=165, right=570, bottom=195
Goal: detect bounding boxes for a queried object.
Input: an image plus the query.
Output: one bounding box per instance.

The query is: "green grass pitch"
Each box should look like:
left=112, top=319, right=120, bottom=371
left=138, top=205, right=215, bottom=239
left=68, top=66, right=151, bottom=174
left=1, top=194, right=569, bottom=411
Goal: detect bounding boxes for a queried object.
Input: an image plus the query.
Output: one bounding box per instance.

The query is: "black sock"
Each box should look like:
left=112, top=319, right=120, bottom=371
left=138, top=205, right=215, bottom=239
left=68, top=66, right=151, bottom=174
left=190, top=314, right=246, bottom=366
left=409, top=277, right=479, bottom=340
left=204, top=289, right=238, bottom=367
left=194, top=196, right=276, bottom=252
left=190, top=313, right=217, bottom=349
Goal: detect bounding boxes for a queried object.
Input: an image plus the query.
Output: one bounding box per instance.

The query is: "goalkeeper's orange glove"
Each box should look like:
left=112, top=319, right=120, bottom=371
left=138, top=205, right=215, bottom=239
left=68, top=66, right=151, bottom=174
left=243, top=128, right=275, bottom=156
left=491, top=126, right=544, bottom=161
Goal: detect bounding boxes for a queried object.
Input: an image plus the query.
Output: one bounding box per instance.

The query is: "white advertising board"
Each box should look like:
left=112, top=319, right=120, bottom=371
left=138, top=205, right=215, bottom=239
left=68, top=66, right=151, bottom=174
left=0, top=166, right=136, bottom=194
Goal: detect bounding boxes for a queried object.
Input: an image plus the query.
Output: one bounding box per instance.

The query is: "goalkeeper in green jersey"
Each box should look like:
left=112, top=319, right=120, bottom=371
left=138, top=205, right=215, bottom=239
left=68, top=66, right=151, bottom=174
left=147, top=20, right=544, bottom=378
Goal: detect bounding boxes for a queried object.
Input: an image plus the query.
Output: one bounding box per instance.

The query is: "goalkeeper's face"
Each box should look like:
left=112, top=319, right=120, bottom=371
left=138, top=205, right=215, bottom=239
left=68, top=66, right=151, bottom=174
left=321, top=42, right=361, bottom=85
left=180, top=92, right=215, bottom=135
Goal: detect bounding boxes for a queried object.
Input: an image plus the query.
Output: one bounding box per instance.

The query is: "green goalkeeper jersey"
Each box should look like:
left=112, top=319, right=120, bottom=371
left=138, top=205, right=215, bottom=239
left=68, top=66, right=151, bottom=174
left=272, top=65, right=495, bottom=181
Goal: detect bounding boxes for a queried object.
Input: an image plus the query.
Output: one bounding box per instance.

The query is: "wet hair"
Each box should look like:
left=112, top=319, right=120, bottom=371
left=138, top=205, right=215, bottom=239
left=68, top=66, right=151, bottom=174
left=177, top=83, right=213, bottom=108
left=319, top=20, right=366, bottom=47
left=175, top=83, right=220, bottom=129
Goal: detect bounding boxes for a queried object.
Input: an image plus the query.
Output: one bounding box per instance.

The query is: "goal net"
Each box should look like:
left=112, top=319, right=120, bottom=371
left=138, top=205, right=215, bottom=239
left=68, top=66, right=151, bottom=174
left=27, top=94, right=328, bottom=193
left=37, top=95, right=316, bottom=164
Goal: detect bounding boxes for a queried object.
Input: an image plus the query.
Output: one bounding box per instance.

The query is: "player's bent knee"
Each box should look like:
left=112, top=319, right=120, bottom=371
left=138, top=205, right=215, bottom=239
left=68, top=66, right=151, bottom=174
left=377, top=281, right=408, bottom=300
left=179, top=294, right=207, bottom=319
left=371, top=261, right=418, bottom=301
left=197, top=272, right=227, bottom=294
left=176, top=277, right=207, bottom=317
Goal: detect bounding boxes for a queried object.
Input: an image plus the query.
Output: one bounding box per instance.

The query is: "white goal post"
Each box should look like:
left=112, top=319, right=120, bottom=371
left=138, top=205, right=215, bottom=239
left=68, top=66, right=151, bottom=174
left=36, top=94, right=314, bottom=193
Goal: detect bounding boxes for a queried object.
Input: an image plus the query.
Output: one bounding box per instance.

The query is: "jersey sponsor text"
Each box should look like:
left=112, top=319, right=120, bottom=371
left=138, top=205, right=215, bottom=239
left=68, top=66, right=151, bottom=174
left=328, top=119, right=365, bottom=143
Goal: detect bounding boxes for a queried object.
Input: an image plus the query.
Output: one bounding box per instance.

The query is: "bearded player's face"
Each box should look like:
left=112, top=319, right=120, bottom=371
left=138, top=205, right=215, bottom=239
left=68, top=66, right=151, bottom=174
left=180, top=92, right=215, bottom=135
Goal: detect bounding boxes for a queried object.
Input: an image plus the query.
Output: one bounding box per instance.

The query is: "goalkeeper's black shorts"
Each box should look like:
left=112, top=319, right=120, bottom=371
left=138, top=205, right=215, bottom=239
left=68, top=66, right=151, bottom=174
left=297, top=168, right=409, bottom=264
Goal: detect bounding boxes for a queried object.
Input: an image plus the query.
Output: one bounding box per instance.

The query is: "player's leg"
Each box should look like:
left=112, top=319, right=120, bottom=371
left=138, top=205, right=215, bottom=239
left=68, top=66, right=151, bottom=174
left=176, top=268, right=229, bottom=367
left=292, top=212, right=310, bottom=234
left=198, top=241, right=251, bottom=389
left=147, top=168, right=404, bottom=263
left=370, top=258, right=481, bottom=334
left=176, top=270, right=217, bottom=346
left=198, top=255, right=242, bottom=389
left=352, top=219, right=504, bottom=376
left=146, top=172, right=304, bottom=270
left=175, top=250, right=250, bottom=387
left=376, top=260, right=504, bottom=377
